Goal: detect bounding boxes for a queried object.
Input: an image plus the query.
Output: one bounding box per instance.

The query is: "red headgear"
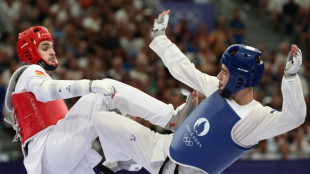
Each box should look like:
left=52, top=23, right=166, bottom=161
left=16, top=26, right=58, bottom=70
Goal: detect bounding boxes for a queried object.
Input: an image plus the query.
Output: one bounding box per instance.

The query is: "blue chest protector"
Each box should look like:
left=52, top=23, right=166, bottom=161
left=169, top=91, right=254, bottom=174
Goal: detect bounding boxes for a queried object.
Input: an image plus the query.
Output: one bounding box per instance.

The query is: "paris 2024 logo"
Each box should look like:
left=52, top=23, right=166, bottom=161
left=183, top=118, right=210, bottom=147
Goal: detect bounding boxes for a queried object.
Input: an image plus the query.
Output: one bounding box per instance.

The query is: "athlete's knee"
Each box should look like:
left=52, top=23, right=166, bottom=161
left=93, top=111, right=108, bottom=126
left=92, top=111, right=118, bottom=129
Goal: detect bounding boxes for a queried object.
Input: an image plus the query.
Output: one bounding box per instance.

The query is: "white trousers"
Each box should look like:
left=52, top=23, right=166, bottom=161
left=93, top=111, right=205, bottom=174
left=36, top=79, right=173, bottom=174
left=93, top=111, right=165, bottom=174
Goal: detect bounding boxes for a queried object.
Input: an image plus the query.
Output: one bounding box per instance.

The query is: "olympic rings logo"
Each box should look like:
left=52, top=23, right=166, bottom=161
left=183, top=134, right=193, bottom=146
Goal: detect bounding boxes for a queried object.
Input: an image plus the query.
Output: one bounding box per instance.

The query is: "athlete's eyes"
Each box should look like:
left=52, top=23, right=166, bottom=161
left=221, top=69, right=227, bottom=75
left=41, top=45, right=54, bottom=51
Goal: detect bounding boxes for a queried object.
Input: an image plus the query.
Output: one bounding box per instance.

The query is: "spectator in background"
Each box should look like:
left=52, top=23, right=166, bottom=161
left=209, top=15, right=230, bottom=58
left=282, top=0, right=299, bottom=35
left=107, top=56, right=125, bottom=81
left=229, top=8, right=245, bottom=44
left=290, top=132, right=310, bottom=159
left=266, top=0, right=288, bottom=31
left=272, top=42, right=290, bottom=79
left=174, top=20, right=192, bottom=44
left=250, top=140, right=278, bottom=160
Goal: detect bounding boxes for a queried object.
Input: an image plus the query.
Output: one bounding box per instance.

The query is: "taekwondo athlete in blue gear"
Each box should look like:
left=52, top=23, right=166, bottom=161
left=169, top=44, right=264, bottom=174
left=148, top=10, right=305, bottom=174
left=92, top=10, right=306, bottom=174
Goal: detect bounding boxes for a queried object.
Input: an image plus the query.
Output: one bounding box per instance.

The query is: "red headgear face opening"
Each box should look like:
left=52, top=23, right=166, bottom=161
left=16, top=26, right=57, bottom=67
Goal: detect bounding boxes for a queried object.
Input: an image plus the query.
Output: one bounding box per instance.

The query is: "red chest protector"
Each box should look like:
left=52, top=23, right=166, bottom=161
left=12, top=92, right=68, bottom=145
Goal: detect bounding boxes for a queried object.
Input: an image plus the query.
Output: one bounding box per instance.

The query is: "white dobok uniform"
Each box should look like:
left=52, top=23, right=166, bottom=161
left=6, top=64, right=174, bottom=174
left=94, top=35, right=306, bottom=174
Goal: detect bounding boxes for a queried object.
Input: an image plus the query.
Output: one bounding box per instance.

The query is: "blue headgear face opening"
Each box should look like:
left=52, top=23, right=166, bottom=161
left=221, top=44, right=264, bottom=97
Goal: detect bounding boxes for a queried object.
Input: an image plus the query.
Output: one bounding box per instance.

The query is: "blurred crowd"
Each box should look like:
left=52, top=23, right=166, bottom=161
left=0, top=0, right=309, bottom=161
left=259, top=0, right=310, bottom=60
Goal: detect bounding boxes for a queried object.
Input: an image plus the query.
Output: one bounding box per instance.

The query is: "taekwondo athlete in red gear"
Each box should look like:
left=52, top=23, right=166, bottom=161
left=4, top=26, right=190, bottom=174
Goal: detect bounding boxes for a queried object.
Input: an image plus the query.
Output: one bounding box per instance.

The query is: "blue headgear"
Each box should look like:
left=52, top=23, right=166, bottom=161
left=221, top=44, right=264, bottom=97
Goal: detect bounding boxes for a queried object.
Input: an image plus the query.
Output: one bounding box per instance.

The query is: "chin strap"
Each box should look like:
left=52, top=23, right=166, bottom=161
left=38, top=59, right=57, bottom=71
left=220, top=88, right=231, bottom=98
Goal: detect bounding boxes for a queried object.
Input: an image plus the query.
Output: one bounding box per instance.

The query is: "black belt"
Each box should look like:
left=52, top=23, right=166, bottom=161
left=94, top=159, right=115, bottom=174
left=23, top=140, right=31, bottom=157
left=159, top=156, right=179, bottom=174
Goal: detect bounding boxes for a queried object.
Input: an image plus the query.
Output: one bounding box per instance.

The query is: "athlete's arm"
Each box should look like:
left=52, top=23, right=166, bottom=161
left=150, top=10, right=218, bottom=96
left=234, top=74, right=306, bottom=146
left=23, top=65, right=115, bottom=102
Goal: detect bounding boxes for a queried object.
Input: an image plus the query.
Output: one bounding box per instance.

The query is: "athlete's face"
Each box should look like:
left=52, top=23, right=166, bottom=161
left=38, top=40, right=57, bottom=66
left=217, top=64, right=230, bottom=92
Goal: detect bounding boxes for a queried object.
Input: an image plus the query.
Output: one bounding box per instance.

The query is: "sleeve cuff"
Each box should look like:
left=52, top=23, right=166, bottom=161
left=283, top=74, right=298, bottom=81
left=80, top=79, right=91, bottom=95
left=149, top=35, right=168, bottom=51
